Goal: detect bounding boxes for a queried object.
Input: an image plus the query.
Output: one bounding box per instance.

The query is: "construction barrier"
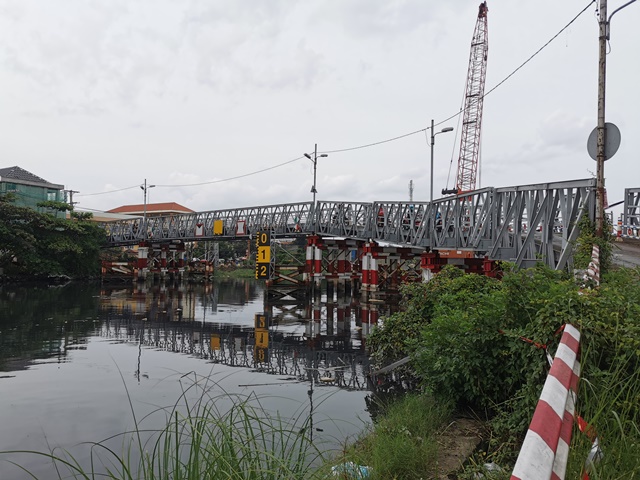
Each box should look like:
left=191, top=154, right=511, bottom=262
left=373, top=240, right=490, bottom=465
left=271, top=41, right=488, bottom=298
left=511, top=324, right=581, bottom=480
left=621, top=224, right=640, bottom=239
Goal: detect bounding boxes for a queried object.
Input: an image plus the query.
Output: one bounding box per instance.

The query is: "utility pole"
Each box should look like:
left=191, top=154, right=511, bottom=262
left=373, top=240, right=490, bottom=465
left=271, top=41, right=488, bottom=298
left=140, top=179, right=155, bottom=239
left=304, top=144, right=328, bottom=232
left=596, top=0, right=607, bottom=237
left=66, top=190, right=79, bottom=208
left=594, top=0, right=637, bottom=236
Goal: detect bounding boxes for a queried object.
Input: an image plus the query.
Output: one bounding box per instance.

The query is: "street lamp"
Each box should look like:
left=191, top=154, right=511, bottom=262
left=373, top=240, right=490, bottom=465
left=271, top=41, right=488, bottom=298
left=140, top=179, right=156, bottom=239
left=428, top=119, right=454, bottom=202
left=304, top=144, right=328, bottom=230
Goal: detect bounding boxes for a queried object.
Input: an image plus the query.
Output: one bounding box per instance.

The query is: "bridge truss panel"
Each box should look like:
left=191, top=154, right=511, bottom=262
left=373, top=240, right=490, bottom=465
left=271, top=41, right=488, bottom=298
left=489, top=179, right=596, bottom=269
left=624, top=188, right=640, bottom=227
left=314, top=201, right=375, bottom=238
left=103, top=202, right=313, bottom=245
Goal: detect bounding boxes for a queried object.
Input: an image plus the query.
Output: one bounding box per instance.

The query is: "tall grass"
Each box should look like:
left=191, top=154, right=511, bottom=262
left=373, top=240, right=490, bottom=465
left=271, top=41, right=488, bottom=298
left=565, top=340, right=640, bottom=479
left=1, top=372, right=330, bottom=480
left=331, top=393, right=452, bottom=479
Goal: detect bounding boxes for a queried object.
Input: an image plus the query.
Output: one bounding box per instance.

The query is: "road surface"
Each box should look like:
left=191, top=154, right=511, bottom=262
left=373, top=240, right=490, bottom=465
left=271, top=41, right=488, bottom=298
left=612, top=238, right=640, bottom=268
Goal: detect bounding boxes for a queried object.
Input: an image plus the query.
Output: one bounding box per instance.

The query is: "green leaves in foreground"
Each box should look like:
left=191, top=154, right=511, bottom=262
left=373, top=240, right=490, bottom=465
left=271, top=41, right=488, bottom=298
left=369, top=263, right=640, bottom=476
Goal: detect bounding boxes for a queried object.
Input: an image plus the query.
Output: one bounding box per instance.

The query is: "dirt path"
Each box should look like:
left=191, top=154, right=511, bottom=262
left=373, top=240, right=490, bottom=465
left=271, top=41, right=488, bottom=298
left=435, top=417, right=485, bottom=479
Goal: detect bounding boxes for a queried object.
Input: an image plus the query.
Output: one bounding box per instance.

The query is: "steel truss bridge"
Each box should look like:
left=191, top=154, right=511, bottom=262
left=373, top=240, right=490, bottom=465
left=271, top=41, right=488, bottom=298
left=103, top=178, right=598, bottom=270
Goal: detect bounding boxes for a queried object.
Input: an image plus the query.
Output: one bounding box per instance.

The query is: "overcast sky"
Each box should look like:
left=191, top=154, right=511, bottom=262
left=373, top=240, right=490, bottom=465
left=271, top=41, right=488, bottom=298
left=1, top=1, right=638, bottom=216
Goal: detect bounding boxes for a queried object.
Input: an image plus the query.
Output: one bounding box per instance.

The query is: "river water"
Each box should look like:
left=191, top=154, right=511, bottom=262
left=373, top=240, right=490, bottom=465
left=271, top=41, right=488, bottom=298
left=0, top=279, right=378, bottom=479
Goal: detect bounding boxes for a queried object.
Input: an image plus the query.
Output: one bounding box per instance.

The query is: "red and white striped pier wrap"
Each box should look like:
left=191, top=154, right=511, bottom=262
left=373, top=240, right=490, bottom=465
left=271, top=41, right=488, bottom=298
left=511, top=324, right=581, bottom=480
left=584, top=245, right=600, bottom=286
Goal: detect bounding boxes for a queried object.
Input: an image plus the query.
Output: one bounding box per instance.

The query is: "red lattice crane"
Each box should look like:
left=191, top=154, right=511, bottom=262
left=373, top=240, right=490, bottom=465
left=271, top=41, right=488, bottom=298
left=443, top=2, right=489, bottom=195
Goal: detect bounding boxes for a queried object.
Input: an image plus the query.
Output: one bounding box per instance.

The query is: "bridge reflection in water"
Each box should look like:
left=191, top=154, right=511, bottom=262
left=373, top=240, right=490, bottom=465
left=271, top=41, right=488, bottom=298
left=98, top=282, right=396, bottom=391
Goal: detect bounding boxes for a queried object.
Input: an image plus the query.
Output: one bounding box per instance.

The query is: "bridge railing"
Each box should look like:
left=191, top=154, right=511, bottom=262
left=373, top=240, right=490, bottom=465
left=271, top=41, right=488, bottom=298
left=101, top=178, right=596, bottom=270
left=103, top=201, right=314, bottom=246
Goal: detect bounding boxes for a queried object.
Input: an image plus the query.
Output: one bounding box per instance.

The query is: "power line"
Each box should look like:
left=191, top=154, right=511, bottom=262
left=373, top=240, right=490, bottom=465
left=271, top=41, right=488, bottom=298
left=153, top=156, right=305, bottom=188
left=479, top=0, right=596, bottom=102
left=76, top=1, right=595, bottom=197
left=76, top=184, right=141, bottom=197
left=321, top=127, right=429, bottom=155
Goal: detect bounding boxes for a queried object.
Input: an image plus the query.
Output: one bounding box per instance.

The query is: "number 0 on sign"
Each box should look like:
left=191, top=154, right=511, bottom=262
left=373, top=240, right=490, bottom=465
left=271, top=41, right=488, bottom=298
left=256, top=232, right=271, bottom=247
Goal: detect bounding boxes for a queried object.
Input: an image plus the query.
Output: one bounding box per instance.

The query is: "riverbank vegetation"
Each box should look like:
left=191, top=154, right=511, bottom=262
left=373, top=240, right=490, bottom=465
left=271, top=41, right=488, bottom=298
left=366, top=263, right=640, bottom=478
left=213, top=266, right=256, bottom=278
left=0, top=194, right=105, bottom=279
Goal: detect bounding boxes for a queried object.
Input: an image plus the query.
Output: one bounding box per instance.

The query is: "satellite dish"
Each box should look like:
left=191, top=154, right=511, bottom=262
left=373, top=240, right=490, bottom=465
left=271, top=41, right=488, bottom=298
left=587, top=122, right=621, bottom=161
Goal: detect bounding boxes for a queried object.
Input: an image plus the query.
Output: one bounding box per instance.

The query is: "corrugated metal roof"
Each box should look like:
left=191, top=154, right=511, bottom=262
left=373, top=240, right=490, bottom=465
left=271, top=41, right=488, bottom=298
left=107, top=202, right=194, bottom=215
left=68, top=210, right=143, bottom=222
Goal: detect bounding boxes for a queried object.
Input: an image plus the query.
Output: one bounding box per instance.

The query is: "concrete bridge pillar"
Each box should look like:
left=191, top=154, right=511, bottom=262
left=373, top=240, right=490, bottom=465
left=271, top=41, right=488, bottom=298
left=336, top=304, right=346, bottom=335
left=159, top=245, right=168, bottom=280
left=359, top=303, right=377, bottom=340
left=420, top=251, right=446, bottom=281
left=304, top=241, right=314, bottom=284
left=326, top=302, right=334, bottom=336
left=337, top=250, right=348, bottom=296
left=137, top=244, right=149, bottom=281
left=361, top=251, right=371, bottom=300
left=313, top=245, right=322, bottom=289
left=483, top=257, right=500, bottom=278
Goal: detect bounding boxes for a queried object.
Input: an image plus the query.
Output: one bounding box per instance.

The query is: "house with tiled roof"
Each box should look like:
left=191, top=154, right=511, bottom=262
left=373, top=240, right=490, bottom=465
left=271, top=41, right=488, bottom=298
left=0, top=166, right=66, bottom=218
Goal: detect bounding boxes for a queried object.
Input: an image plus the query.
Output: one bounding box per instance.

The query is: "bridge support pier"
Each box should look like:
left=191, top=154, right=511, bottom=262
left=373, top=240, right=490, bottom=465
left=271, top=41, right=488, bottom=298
left=137, top=244, right=149, bottom=281
left=420, top=251, right=501, bottom=280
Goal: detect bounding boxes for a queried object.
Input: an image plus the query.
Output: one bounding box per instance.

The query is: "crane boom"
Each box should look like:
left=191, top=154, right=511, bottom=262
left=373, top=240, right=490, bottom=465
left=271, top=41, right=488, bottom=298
left=443, top=2, right=488, bottom=195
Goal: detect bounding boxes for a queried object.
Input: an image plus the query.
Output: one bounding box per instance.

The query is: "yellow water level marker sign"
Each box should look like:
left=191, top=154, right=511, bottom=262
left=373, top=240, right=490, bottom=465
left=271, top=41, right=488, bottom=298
left=254, top=313, right=269, bottom=363
left=255, top=231, right=271, bottom=279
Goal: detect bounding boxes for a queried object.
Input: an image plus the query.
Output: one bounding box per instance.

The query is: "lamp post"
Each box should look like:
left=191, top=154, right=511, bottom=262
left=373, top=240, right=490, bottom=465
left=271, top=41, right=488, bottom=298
left=140, top=179, right=156, bottom=239
left=304, top=144, right=328, bottom=231
left=429, top=119, right=454, bottom=202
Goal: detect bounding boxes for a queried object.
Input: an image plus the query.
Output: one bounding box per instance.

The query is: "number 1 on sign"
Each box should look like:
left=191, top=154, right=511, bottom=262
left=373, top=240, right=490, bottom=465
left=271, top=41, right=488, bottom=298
left=257, top=246, right=271, bottom=262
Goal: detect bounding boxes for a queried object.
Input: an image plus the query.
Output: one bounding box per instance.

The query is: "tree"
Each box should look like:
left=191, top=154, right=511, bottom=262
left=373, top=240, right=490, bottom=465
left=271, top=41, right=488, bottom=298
left=0, top=194, right=105, bottom=277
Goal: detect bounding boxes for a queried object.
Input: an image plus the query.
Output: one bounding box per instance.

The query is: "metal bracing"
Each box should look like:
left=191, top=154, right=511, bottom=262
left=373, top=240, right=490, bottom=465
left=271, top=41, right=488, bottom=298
left=314, top=200, right=374, bottom=238
left=102, top=178, right=596, bottom=270
left=104, top=202, right=313, bottom=246
left=623, top=188, right=640, bottom=227
left=488, top=179, right=595, bottom=269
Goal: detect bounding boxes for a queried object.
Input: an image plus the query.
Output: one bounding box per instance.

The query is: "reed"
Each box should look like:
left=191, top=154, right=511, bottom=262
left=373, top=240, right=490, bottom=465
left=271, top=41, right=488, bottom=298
left=330, top=393, right=452, bottom=479
left=1, top=371, right=328, bottom=479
